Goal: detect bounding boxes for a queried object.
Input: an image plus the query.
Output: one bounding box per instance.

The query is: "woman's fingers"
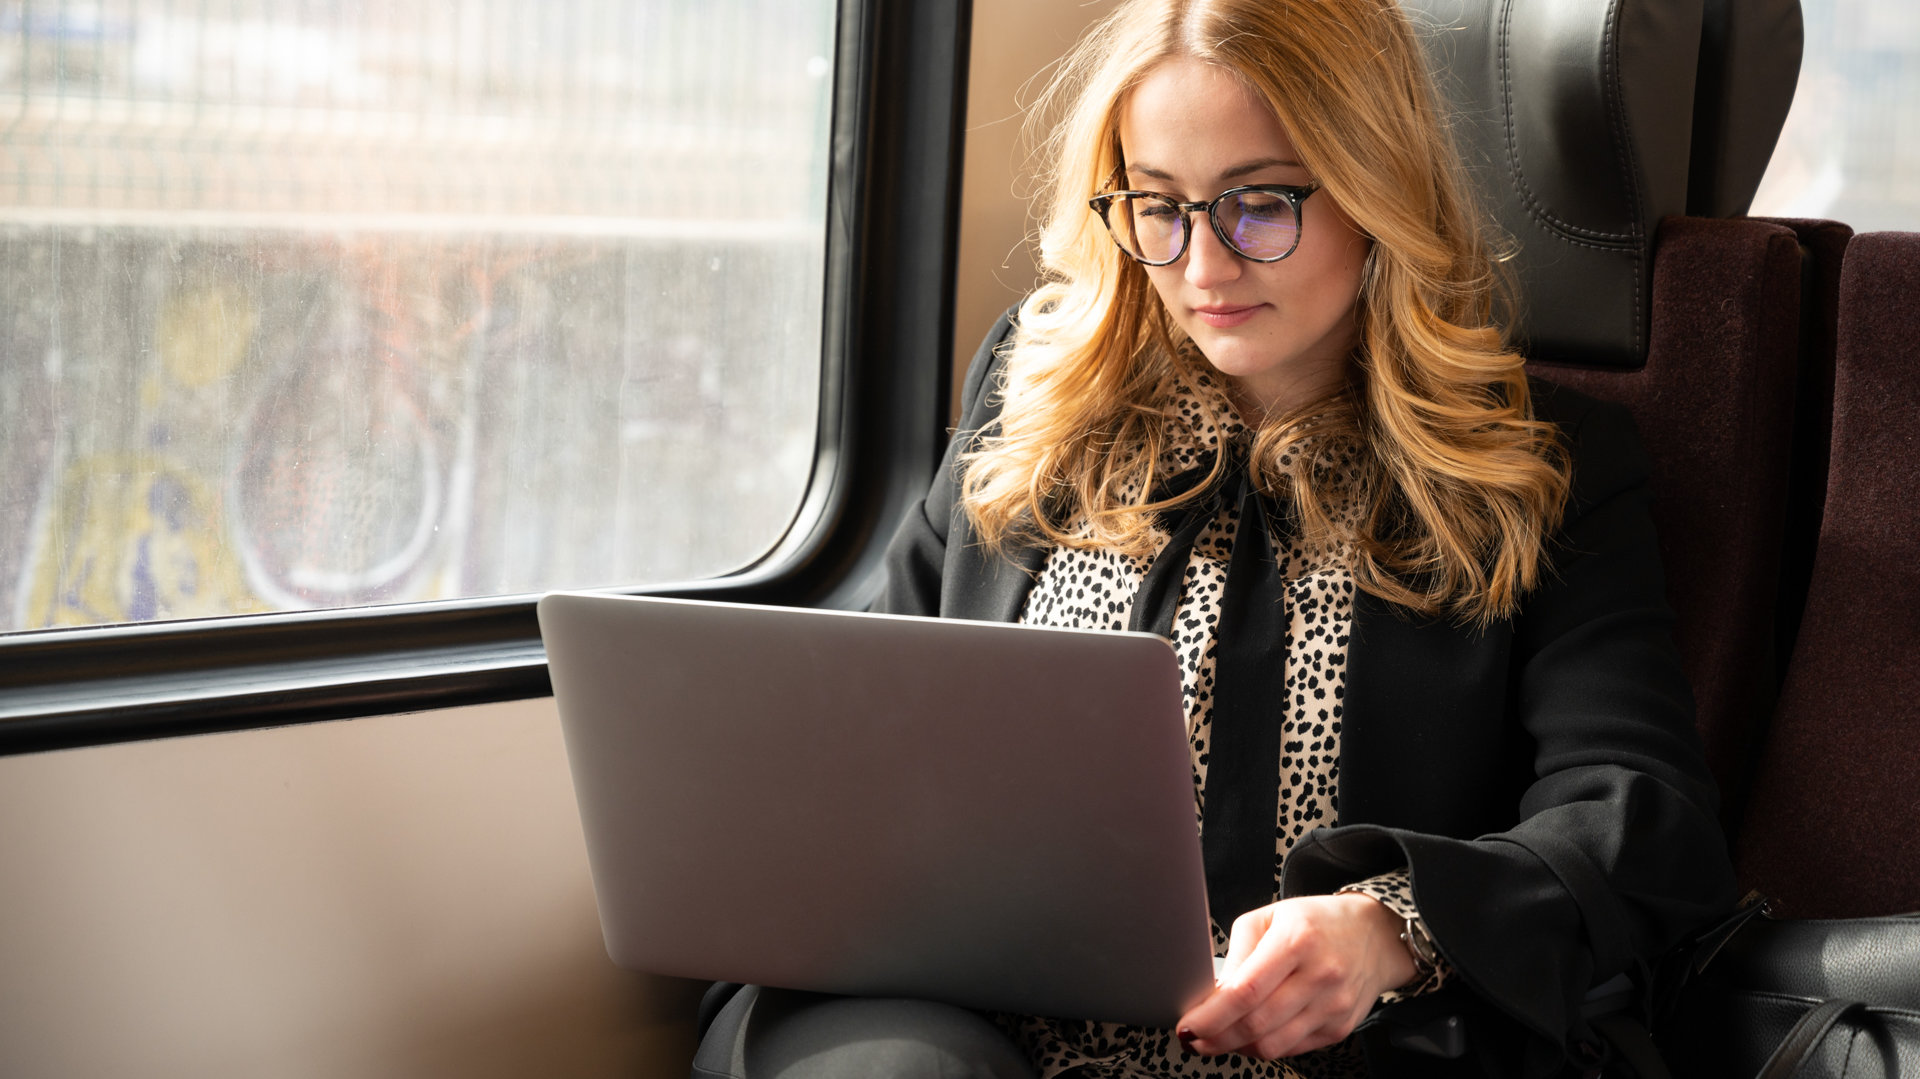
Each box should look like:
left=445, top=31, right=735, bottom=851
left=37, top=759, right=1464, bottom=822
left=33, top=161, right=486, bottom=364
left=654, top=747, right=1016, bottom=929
left=1216, top=903, right=1269, bottom=984
left=1208, top=979, right=1321, bottom=1057
left=1243, top=1005, right=1338, bottom=1060
left=1177, top=894, right=1407, bottom=1060
left=1180, top=907, right=1310, bottom=1054
left=1215, top=950, right=1356, bottom=1057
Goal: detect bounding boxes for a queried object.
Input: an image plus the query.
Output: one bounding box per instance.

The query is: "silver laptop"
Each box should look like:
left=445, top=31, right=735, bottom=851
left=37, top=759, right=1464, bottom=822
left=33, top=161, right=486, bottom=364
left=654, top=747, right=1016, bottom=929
left=537, top=590, right=1216, bottom=1026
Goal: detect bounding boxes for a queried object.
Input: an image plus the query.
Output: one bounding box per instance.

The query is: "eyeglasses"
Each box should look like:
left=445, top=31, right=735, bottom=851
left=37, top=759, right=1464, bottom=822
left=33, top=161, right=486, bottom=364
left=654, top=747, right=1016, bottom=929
left=1088, top=181, right=1321, bottom=266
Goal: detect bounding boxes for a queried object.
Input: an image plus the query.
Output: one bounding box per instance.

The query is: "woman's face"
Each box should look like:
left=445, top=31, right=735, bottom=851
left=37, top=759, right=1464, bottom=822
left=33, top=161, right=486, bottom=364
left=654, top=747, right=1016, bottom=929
left=1117, top=58, right=1372, bottom=421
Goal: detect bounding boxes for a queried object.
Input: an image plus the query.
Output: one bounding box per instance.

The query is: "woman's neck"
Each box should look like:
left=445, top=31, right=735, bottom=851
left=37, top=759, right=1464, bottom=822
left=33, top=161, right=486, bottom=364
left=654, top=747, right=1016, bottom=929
left=1224, top=366, right=1347, bottom=428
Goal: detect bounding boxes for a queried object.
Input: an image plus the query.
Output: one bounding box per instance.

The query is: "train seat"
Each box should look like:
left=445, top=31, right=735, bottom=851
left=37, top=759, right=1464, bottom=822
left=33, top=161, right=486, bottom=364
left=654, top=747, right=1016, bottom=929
left=1406, top=0, right=1811, bottom=834
left=1525, top=218, right=1804, bottom=836
left=1732, top=231, right=1920, bottom=918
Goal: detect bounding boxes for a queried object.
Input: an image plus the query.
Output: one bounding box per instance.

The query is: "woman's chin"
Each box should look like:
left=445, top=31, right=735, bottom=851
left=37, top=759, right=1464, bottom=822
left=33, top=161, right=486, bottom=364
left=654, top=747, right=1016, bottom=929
left=1186, top=339, right=1283, bottom=387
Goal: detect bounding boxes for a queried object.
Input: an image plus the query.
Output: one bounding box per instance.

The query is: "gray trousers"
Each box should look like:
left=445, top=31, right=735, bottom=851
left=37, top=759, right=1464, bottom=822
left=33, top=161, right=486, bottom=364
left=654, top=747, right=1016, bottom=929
left=692, top=985, right=1039, bottom=1079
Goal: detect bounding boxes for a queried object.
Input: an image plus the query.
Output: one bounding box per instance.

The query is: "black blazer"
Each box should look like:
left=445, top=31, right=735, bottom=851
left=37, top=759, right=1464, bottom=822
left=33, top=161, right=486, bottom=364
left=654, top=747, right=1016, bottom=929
left=871, top=309, right=1737, bottom=1074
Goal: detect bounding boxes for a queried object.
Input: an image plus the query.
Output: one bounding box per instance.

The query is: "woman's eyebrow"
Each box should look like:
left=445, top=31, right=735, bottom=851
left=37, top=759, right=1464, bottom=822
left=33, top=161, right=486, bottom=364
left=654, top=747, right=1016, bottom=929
left=1222, top=157, right=1304, bottom=180
left=1127, top=157, right=1306, bottom=184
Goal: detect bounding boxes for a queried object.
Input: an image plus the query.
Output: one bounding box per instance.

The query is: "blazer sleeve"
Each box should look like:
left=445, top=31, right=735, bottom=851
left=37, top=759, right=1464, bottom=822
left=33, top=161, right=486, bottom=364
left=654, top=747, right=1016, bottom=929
left=1281, top=392, right=1738, bottom=1063
left=867, top=305, right=1020, bottom=617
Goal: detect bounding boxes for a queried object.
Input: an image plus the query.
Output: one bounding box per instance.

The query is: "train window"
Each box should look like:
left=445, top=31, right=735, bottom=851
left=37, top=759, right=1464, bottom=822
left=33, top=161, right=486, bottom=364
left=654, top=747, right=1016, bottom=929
left=0, top=1, right=834, bottom=633
left=0, top=0, right=971, bottom=753
left=1751, top=0, right=1920, bottom=227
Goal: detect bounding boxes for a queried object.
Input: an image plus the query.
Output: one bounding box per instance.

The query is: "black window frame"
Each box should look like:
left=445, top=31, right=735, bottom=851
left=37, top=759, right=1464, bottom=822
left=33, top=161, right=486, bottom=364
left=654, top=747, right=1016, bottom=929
left=0, top=0, right=974, bottom=757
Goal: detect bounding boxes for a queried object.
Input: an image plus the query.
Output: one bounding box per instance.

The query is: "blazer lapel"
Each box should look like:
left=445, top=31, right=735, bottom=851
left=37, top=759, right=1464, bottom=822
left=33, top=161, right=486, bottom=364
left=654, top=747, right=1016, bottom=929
left=939, top=525, right=1046, bottom=624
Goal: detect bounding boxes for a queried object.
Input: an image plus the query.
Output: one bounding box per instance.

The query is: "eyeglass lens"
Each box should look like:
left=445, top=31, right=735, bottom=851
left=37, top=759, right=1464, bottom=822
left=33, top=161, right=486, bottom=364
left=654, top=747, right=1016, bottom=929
left=1110, top=190, right=1299, bottom=263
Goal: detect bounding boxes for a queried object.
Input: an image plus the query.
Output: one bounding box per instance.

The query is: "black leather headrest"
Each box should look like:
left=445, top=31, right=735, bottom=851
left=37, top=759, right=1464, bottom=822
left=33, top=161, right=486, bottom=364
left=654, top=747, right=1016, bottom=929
left=1401, top=0, right=1803, bottom=368
left=1689, top=0, right=1803, bottom=218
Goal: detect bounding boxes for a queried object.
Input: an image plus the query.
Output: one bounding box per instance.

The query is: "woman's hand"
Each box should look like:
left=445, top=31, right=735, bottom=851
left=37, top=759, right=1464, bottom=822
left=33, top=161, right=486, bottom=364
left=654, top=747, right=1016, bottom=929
left=1175, top=893, right=1415, bottom=1060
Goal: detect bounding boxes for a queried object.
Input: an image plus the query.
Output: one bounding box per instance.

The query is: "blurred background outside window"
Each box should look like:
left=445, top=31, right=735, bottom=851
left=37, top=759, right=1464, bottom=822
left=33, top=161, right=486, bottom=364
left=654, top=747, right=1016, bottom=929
left=0, top=0, right=834, bottom=633
left=1752, top=0, right=1920, bottom=228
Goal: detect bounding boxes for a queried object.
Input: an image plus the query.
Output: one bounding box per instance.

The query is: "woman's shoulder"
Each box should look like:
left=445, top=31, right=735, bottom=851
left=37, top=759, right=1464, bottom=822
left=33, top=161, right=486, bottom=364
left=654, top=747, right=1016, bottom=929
left=1525, top=373, right=1630, bottom=436
left=955, top=303, right=1024, bottom=432
left=1524, top=373, right=1653, bottom=523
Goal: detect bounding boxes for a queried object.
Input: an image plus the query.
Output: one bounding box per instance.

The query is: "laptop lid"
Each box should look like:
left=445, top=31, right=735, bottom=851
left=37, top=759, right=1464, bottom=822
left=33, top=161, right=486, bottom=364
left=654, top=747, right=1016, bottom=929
left=538, top=591, right=1216, bottom=1027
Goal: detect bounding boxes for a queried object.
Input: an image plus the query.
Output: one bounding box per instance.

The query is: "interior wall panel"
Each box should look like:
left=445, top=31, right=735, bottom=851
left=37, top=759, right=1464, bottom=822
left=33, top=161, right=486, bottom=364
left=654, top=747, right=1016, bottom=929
left=0, top=698, right=704, bottom=1079
left=951, top=0, right=1118, bottom=410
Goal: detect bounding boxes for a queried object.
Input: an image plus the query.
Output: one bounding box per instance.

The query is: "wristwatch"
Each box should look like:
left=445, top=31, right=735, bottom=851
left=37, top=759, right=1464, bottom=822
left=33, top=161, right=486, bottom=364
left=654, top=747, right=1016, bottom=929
left=1396, top=916, right=1440, bottom=991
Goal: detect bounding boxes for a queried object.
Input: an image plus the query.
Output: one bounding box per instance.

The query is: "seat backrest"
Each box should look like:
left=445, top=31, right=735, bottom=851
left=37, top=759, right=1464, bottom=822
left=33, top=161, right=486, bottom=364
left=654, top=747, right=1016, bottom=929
left=1525, top=220, right=1803, bottom=832
left=1733, top=232, right=1920, bottom=918
left=1405, top=0, right=1811, bottom=831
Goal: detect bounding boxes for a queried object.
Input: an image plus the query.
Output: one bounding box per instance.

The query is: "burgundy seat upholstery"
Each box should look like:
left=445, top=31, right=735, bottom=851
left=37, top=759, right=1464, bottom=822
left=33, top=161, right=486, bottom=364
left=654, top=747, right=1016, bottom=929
left=1734, top=231, right=1920, bottom=918
left=1526, top=216, right=1805, bottom=834
left=1760, top=218, right=1857, bottom=655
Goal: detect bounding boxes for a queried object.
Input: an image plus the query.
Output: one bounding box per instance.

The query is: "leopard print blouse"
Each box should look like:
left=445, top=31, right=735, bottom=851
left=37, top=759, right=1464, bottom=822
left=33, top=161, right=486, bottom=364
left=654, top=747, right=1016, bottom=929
left=992, top=366, right=1448, bottom=1079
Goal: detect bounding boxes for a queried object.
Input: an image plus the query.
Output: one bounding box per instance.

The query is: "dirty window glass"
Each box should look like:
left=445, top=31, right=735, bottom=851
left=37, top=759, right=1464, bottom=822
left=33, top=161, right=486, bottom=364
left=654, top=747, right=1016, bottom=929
left=1752, top=0, right=1920, bottom=229
left=0, top=1, right=833, bottom=631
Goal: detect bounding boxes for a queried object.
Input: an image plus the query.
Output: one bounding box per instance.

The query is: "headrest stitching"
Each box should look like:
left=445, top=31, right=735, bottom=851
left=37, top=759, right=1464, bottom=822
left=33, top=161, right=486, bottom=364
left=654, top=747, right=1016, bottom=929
left=1498, top=0, right=1639, bottom=246
left=1598, top=0, right=1648, bottom=356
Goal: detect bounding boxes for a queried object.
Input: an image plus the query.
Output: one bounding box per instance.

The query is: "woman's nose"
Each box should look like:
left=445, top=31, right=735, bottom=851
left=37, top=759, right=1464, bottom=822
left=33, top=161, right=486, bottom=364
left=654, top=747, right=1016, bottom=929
left=1184, top=217, right=1243, bottom=289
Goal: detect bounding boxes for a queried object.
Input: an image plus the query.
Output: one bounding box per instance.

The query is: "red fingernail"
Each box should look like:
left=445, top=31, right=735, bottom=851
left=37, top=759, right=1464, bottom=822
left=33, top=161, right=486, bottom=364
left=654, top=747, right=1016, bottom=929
left=1177, top=1028, right=1196, bottom=1050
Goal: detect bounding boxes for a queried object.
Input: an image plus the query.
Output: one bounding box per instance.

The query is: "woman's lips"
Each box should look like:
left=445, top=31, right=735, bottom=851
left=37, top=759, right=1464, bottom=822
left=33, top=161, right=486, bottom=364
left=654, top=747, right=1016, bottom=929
left=1193, top=303, right=1264, bottom=329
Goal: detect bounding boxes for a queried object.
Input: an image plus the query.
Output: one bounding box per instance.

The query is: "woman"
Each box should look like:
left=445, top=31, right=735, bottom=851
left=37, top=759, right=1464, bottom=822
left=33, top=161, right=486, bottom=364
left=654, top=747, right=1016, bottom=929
left=695, top=0, right=1735, bottom=1075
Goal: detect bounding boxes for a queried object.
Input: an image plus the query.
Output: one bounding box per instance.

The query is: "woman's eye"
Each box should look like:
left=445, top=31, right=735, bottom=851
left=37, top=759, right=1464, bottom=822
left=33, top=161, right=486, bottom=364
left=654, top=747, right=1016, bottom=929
left=1233, top=194, right=1287, bottom=218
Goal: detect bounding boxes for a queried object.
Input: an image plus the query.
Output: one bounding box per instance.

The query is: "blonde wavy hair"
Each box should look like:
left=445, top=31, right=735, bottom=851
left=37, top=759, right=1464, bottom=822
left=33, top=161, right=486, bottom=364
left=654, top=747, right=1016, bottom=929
left=958, top=0, right=1572, bottom=624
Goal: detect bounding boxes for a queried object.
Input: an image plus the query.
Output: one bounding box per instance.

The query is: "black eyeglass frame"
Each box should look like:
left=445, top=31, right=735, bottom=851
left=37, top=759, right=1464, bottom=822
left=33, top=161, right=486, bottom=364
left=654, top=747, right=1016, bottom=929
left=1088, top=180, right=1322, bottom=266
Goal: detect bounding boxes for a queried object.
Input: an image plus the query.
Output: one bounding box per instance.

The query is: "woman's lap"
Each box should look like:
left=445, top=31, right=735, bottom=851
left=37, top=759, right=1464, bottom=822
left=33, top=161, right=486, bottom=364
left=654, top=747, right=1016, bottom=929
left=693, top=985, right=1038, bottom=1079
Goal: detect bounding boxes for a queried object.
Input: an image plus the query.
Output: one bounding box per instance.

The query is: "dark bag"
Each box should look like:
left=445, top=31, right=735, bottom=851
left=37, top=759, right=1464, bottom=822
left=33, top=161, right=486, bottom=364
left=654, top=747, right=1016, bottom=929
left=1655, top=898, right=1920, bottom=1079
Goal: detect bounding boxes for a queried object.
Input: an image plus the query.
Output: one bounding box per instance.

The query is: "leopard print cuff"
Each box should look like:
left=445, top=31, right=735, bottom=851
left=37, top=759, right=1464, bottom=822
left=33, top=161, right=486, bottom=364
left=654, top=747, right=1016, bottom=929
left=1335, top=868, right=1451, bottom=1000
